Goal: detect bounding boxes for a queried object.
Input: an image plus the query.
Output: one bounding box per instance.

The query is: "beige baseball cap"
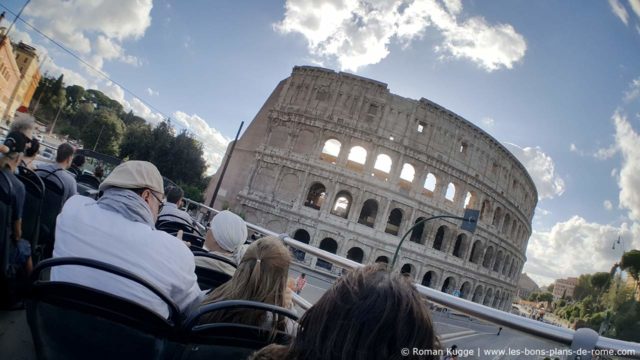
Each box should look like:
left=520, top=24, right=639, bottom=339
left=99, top=160, right=164, bottom=195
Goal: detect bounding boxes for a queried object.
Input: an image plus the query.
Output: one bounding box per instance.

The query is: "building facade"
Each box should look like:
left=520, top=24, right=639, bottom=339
left=205, top=66, right=538, bottom=311
left=0, top=29, right=20, bottom=121
left=553, top=277, right=578, bottom=300
left=516, top=273, right=540, bottom=300
left=13, top=41, right=40, bottom=109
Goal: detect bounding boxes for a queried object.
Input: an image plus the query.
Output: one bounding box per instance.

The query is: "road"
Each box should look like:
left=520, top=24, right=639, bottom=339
left=289, top=265, right=570, bottom=359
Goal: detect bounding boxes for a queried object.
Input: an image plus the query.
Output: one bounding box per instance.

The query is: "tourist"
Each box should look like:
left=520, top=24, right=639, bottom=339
left=199, top=236, right=296, bottom=335
left=158, top=185, right=193, bottom=226
left=250, top=263, right=440, bottom=360
left=93, top=165, right=104, bottom=180
left=36, top=143, right=77, bottom=203
left=195, top=210, right=248, bottom=276
left=1, top=132, right=32, bottom=278
left=51, top=160, right=204, bottom=318
left=295, top=273, right=306, bottom=295
left=20, top=137, right=39, bottom=170
left=68, top=154, right=85, bottom=177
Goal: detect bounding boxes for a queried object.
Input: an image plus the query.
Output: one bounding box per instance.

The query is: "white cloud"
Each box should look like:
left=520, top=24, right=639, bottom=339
left=505, top=143, right=565, bottom=200
left=523, top=216, right=638, bottom=285
left=630, top=0, right=640, bottom=19
left=594, top=144, right=618, bottom=160
left=146, top=87, right=159, bottom=97
left=569, top=143, right=587, bottom=156
left=612, top=111, right=640, bottom=221
left=604, top=200, right=614, bottom=211
left=23, top=0, right=151, bottom=70
left=624, top=76, right=640, bottom=102
left=536, top=207, right=551, bottom=216
left=481, top=116, right=495, bottom=127
left=172, top=111, right=231, bottom=174
left=275, top=0, right=526, bottom=72
left=129, top=98, right=164, bottom=125
left=609, top=0, right=630, bottom=25
left=100, top=81, right=127, bottom=105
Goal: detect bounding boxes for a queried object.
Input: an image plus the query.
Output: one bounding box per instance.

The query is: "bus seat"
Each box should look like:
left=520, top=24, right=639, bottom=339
left=34, top=169, right=65, bottom=261
left=26, top=257, right=180, bottom=360
left=192, top=251, right=236, bottom=291
left=0, top=171, right=14, bottom=308
left=17, top=166, right=45, bottom=247
left=176, top=300, right=298, bottom=360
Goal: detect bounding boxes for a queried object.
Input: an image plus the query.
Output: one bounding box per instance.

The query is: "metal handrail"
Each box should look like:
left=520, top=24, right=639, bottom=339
left=182, top=198, right=640, bottom=357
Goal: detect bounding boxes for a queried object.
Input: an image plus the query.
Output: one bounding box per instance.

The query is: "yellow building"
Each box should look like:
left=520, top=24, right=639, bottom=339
left=13, top=41, right=40, bottom=109
left=625, top=276, right=640, bottom=302
left=0, top=28, right=21, bottom=121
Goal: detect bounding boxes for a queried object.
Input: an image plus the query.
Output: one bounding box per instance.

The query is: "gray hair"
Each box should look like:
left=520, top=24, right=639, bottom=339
left=10, top=117, right=35, bottom=134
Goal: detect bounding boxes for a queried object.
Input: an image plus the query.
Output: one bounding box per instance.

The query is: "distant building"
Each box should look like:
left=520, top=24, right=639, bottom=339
left=0, top=27, right=21, bottom=121
left=12, top=41, right=41, bottom=109
left=516, top=273, right=539, bottom=299
left=553, top=277, right=578, bottom=300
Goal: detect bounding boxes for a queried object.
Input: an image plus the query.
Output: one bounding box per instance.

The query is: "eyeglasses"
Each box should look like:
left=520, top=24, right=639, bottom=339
left=148, top=190, right=165, bottom=209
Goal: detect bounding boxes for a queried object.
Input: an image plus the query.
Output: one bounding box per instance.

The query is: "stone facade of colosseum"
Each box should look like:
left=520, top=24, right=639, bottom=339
left=204, top=66, right=538, bottom=311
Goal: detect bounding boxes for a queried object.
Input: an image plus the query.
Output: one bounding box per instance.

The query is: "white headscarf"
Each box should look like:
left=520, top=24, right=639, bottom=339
left=210, top=210, right=248, bottom=254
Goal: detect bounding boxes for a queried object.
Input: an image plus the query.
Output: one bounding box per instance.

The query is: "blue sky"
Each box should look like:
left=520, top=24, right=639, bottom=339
left=2, top=0, right=640, bottom=285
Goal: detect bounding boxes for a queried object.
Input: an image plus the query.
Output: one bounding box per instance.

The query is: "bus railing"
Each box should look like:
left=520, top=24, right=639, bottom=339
left=181, top=198, right=640, bottom=358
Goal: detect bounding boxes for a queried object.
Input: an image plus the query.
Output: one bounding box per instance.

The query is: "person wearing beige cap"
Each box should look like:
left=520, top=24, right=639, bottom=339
left=51, top=160, right=205, bottom=318
left=195, top=210, right=249, bottom=276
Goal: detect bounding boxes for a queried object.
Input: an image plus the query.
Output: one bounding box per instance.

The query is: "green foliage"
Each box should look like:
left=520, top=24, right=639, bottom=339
left=538, top=292, right=553, bottom=303
left=590, top=272, right=611, bottom=291
left=621, top=250, right=640, bottom=282
left=547, top=284, right=554, bottom=294
left=79, top=110, right=126, bottom=156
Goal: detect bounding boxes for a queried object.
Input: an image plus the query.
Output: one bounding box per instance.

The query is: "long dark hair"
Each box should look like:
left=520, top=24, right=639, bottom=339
left=279, top=263, right=440, bottom=360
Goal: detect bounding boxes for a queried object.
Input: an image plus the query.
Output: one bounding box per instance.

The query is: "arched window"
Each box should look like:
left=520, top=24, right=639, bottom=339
left=304, top=183, right=326, bottom=210
left=373, top=154, right=392, bottom=181
left=472, top=285, right=484, bottom=303
left=401, top=264, right=414, bottom=275
left=357, top=199, right=378, bottom=228
left=399, top=163, right=415, bottom=183
left=492, top=207, right=502, bottom=227
left=330, top=191, right=352, bottom=218
left=385, top=208, right=403, bottom=235
left=482, top=246, right=494, bottom=268
left=320, top=139, right=341, bottom=163
left=292, top=229, right=310, bottom=261
left=445, top=182, right=456, bottom=201
left=502, top=256, right=511, bottom=276
left=480, top=199, right=491, bottom=221
left=432, top=225, right=447, bottom=251
left=347, top=146, right=367, bottom=172
left=503, top=213, right=511, bottom=234
left=452, top=234, right=466, bottom=258
left=460, top=281, right=472, bottom=299
left=469, top=240, right=483, bottom=263
left=441, top=277, right=456, bottom=293
left=346, top=247, right=364, bottom=263
left=375, top=256, right=389, bottom=263
left=510, top=220, right=518, bottom=239
left=464, top=191, right=477, bottom=209
left=317, top=238, right=338, bottom=271
left=493, top=250, right=503, bottom=272
left=492, top=290, right=501, bottom=307
left=423, top=173, right=437, bottom=192
left=422, top=271, right=436, bottom=287
left=410, top=217, right=426, bottom=244
left=483, top=288, right=494, bottom=306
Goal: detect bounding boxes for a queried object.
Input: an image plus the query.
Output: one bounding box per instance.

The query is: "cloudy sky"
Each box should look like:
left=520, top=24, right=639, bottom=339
left=2, top=0, right=639, bottom=285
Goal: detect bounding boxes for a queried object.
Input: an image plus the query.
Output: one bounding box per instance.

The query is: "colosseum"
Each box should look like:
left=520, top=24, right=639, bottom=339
left=204, top=66, right=538, bottom=311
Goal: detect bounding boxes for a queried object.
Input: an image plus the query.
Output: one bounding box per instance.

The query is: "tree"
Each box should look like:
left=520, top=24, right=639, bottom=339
left=621, top=250, right=640, bottom=283
left=547, top=284, right=554, bottom=294
left=80, top=110, right=125, bottom=156
left=529, top=293, right=539, bottom=302
left=591, top=272, right=611, bottom=293
left=538, top=292, right=554, bottom=303
left=65, top=85, right=85, bottom=111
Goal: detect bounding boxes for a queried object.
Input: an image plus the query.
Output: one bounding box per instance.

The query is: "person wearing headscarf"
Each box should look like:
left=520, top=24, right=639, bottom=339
left=195, top=210, right=248, bottom=276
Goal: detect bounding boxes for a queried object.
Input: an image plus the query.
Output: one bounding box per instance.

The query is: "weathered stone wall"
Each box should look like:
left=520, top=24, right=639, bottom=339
left=205, top=66, right=538, bottom=310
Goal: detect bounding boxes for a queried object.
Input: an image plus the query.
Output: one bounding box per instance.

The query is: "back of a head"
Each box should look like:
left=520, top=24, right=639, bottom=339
left=9, top=117, right=34, bottom=137
left=202, top=236, right=292, bottom=326
left=56, top=143, right=75, bottom=163
left=24, top=137, right=39, bottom=157
left=286, top=264, right=440, bottom=360
left=209, top=210, right=248, bottom=253
left=165, top=185, right=184, bottom=204
left=72, top=154, right=85, bottom=167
